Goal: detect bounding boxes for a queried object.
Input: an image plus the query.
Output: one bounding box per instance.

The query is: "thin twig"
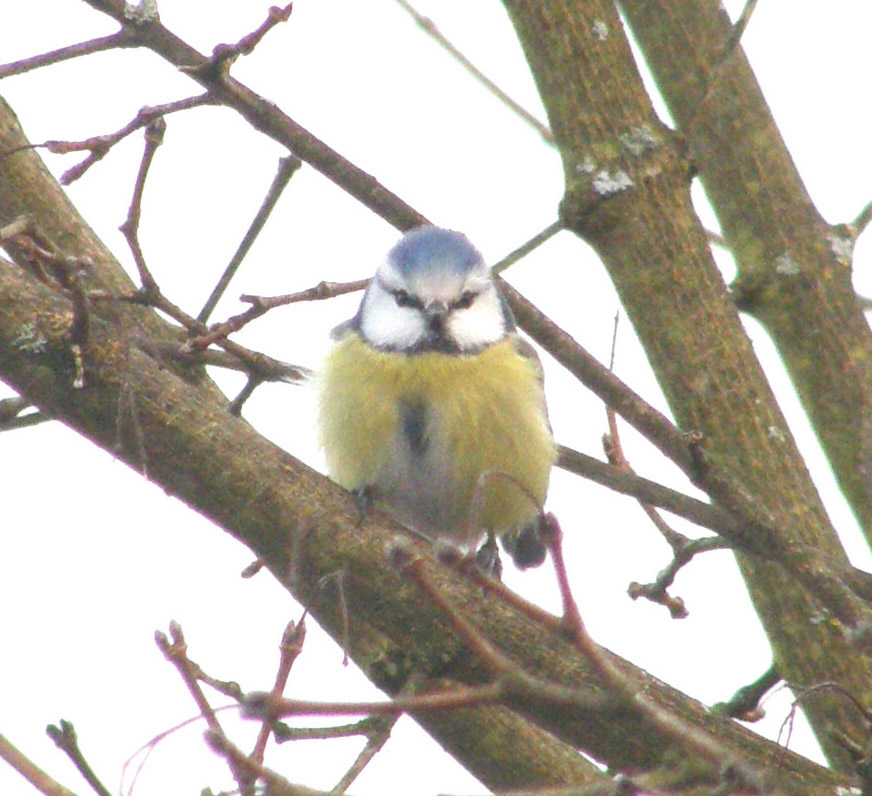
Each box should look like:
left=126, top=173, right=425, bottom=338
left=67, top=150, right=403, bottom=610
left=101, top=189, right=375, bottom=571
left=505, top=279, right=872, bottom=627
left=539, top=516, right=764, bottom=793
left=209, top=3, right=295, bottom=66
left=119, top=118, right=166, bottom=292
left=153, top=627, right=245, bottom=704
left=555, top=444, right=729, bottom=541
left=685, top=0, right=759, bottom=134
left=12, top=237, right=93, bottom=352
left=457, top=556, right=563, bottom=635
left=92, top=287, right=312, bottom=384
left=722, top=0, right=760, bottom=60
left=145, top=340, right=311, bottom=384
left=251, top=620, right=307, bottom=766
left=198, top=153, right=303, bottom=323
left=601, top=326, right=706, bottom=617
left=706, top=227, right=729, bottom=249
left=491, top=220, right=563, bottom=275
left=539, top=515, right=585, bottom=639
left=39, top=94, right=216, bottom=185
left=155, top=622, right=250, bottom=792
left=313, top=570, right=351, bottom=666
left=155, top=623, right=225, bottom=732
left=273, top=717, right=381, bottom=743
left=0, top=399, right=49, bottom=431
left=81, top=0, right=427, bottom=231
left=251, top=680, right=503, bottom=721
left=392, top=0, right=553, bottom=144
left=243, top=279, right=370, bottom=308
left=228, top=375, right=263, bottom=416
left=390, top=545, right=610, bottom=713
left=712, top=665, right=780, bottom=721
left=627, top=536, right=728, bottom=618
left=46, top=720, right=112, bottom=796
left=787, top=680, right=872, bottom=794
left=156, top=638, right=245, bottom=702
left=607, top=311, right=620, bottom=370
left=189, top=278, right=368, bottom=349
left=113, top=119, right=311, bottom=403
left=205, top=730, right=329, bottom=796
left=119, top=710, right=241, bottom=796
left=852, top=199, right=872, bottom=237
left=198, top=218, right=561, bottom=347
left=329, top=715, right=397, bottom=795
left=0, top=731, right=77, bottom=796
left=0, top=29, right=135, bottom=80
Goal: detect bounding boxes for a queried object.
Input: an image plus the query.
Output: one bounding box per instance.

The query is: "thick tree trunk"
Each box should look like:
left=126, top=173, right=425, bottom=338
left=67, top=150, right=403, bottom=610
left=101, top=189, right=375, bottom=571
left=617, top=0, right=872, bottom=542
left=0, top=95, right=851, bottom=793
left=500, top=0, right=872, bottom=771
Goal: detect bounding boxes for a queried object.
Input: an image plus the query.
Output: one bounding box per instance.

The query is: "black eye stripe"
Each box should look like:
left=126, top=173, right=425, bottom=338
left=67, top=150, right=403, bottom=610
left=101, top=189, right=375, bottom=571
left=389, top=287, right=478, bottom=311
left=392, top=289, right=423, bottom=309
left=451, top=290, right=477, bottom=310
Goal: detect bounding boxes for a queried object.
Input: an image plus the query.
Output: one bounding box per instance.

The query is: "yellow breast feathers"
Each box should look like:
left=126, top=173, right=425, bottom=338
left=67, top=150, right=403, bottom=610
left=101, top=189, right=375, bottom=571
left=318, top=333, right=555, bottom=547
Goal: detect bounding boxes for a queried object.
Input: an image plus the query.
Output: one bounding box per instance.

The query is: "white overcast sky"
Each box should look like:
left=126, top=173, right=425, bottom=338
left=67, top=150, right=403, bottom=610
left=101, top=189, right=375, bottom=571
left=1, top=2, right=872, bottom=795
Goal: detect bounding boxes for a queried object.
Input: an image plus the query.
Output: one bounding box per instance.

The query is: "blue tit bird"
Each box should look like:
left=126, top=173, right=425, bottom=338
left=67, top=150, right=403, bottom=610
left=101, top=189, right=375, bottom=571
left=317, top=226, right=556, bottom=568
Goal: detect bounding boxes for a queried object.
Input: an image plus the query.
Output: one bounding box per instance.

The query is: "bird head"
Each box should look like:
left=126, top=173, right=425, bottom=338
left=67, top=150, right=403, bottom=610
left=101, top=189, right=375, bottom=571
left=356, top=226, right=513, bottom=353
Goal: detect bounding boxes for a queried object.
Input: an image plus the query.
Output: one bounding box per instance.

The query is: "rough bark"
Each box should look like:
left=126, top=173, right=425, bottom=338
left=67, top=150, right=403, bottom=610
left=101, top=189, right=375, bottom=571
left=0, top=97, right=851, bottom=794
left=617, top=0, right=872, bottom=543
left=500, top=0, right=872, bottom=771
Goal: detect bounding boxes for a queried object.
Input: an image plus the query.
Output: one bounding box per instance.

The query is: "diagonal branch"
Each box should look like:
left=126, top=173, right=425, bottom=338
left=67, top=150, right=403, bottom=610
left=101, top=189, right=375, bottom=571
left=501, top=0, right=872, bottom=771
left=0, top=221, right=848, bottom=795
left=2, top=8, right=867, bottom=788
left=618, top=0, right=872, bottom=549
left=79, top=0, right=427, bottom=231
left=0, top=28, right=136, bottom=79
left=197, top=154, right=302, bottom=324
left=39, top=93, right=217, bottom=185
left=392, top=0, right=553, bottom=145
left=0, top=730, right=77, bottom=796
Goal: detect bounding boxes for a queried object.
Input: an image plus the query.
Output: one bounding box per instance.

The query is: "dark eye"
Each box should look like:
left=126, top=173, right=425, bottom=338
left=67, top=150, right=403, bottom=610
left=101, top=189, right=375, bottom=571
left=393, top=289, right=421, bottom=309
left=452, top=290, right=477, bottom=310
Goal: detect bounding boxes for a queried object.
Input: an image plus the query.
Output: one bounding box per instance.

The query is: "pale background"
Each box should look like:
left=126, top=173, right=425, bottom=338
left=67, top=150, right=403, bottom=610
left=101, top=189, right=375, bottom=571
left=1, top=2, right=871, bottom=794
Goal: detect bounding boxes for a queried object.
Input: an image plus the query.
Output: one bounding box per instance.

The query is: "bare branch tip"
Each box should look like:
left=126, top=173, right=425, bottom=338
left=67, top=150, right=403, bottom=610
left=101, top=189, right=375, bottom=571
left=168, top=619, right=184, bottom=643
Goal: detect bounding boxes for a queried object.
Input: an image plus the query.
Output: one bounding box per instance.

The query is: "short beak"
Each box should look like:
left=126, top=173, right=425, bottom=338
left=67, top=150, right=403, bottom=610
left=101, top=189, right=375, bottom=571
left=424, top=301, right=448, bottom=335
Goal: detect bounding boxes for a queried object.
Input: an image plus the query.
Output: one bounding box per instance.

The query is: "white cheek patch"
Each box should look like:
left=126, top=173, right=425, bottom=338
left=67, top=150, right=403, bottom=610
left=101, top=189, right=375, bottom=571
left=359, top=285, right=425, bottom=348
left=358, top=261, right=508, bottom=351
left=447, top=291, right=506, bottom=350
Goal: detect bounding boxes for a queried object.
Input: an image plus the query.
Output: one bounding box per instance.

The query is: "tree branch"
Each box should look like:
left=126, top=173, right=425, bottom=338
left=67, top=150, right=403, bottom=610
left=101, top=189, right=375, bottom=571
left=78, top=0, right=427, bottom=231
left=2, top=2, right=869, bottom=787
left=0, top=29, right=136, bottom=79
left=0, top=731, right=77, bottom=796
left=0, top=247, right=850, bottom=794
left=500, top=0, right=872, bottom=770
left=618, top=0, right=872, bottom=551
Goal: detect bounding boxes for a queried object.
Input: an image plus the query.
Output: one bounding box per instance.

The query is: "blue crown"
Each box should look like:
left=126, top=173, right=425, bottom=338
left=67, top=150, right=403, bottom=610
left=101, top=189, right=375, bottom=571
left=388, top=227, right=482, bottom=278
